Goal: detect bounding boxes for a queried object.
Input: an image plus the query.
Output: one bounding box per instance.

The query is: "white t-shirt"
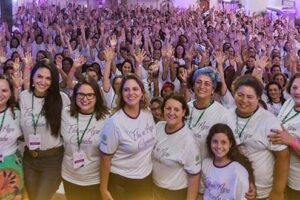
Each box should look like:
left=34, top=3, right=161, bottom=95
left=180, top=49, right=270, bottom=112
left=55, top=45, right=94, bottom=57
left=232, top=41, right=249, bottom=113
left=201, top=158, right=249, bottom=200
left=266, top=102, right=283, bottom=116
left=101, top=86, right=115, bottom=109
left=187, top=101, right=237, bottom=160
left=229, top=107, right=287, bottom=198
left=0, top=108, right=22, bottom=157
left=100, top=109, right=156, bottom=179
left=61, top=107, right=107, bottom=186
left=152, top=122, right=201, bottom=190
left=20, top=90, right=70, bottom=150
left=277, top=98, right=300, bottom=190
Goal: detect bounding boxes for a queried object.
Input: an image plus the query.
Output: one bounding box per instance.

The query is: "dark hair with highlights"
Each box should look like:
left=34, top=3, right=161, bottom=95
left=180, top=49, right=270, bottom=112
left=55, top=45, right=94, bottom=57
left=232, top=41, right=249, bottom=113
left=29, top=58, right=62, bottom=137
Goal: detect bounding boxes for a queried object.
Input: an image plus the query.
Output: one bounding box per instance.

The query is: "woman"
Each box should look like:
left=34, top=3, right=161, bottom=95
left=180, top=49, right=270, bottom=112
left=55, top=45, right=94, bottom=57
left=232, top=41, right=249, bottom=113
left=153, top=93, right=201, bottom=200
left=201, top=123, right=254, bottom=199
left=268, top=73, right=300, bottom=199
left=229, top=75, right=289, bottom=199
left=20, top=59, right=70, bottom=200
left=61, top=78, right=109, bottom=200
left=150, top=97, right=164, bottom=123
left=272, top=72, right=291, bottom=100
left=186, top=67, right=236, bottom=160
left=264, top=81, right=286, bottom=116
left=0, top=75, right=23, bottom=200
left=100, top=74, right=156, bottom=200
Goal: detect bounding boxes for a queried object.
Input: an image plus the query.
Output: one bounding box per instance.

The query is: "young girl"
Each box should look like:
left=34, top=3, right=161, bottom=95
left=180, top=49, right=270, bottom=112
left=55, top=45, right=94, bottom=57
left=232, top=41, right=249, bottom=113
left=200, top=123, right=254, bottom=200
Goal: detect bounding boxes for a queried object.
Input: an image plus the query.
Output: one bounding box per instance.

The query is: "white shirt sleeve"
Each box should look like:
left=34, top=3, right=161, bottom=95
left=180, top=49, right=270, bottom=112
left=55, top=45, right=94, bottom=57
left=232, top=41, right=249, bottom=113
left=100, top=118, right=119, bottom=154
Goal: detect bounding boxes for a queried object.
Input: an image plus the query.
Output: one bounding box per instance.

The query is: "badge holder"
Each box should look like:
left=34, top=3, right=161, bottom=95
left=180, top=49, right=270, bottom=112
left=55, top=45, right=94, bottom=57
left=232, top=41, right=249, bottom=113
left=73, top=149, right=85, bottom=169
left=29, top=134, right=41, bottom=150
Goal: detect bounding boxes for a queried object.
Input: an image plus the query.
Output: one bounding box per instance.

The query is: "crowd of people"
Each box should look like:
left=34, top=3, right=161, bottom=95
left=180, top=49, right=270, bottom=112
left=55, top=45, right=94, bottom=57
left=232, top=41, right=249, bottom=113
left=0, top=1, right=300, bottom=200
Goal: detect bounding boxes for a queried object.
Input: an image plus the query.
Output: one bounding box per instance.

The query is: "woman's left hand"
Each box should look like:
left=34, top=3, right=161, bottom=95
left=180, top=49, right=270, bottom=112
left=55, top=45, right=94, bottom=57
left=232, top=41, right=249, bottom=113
left=269, top=125, right=294, bottom=146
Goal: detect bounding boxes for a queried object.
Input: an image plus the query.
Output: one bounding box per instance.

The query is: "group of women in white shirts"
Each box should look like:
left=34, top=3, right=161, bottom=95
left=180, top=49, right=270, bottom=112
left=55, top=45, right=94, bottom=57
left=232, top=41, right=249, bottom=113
left=0, top=57, right=300, bottom=200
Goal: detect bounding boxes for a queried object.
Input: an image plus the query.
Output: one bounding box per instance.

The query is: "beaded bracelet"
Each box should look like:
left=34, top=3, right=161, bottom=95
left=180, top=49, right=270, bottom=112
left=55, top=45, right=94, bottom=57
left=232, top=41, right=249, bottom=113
left=291, top=138, right=300, bottom=150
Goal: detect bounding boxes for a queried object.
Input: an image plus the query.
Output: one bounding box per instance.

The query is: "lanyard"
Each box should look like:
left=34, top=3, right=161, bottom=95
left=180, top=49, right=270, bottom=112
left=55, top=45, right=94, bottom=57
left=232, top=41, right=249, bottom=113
left=76, top=114, right=94, bottom=150
left=0, top=109, right=7, bottom=132
left=235, top=111, right=253, bottom=138
left=188, top=101, right=211, bottom=129
left=32, top=94, right=43, bottom=135
left=281, top=107, right=300, bottom=124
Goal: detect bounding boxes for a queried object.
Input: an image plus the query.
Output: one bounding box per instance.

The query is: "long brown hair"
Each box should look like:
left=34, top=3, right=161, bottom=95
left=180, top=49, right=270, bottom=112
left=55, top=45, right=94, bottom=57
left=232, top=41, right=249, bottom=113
left=207, top=123, right=255, bottom=184
left=29, top=59, right=62, bottom=137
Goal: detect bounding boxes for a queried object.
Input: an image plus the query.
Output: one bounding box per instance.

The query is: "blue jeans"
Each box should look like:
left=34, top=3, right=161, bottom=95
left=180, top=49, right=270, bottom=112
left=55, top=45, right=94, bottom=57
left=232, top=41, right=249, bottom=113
left=23, top=146, right=64, bottom=200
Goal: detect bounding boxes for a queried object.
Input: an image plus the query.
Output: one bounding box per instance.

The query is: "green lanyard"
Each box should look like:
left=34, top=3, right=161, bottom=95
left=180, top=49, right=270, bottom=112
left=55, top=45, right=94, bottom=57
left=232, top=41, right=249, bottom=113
left=235, top=111, right=254, bottom=138
left=0, top=109, right=7, bottom=132
left=76, top=114, right=94, bottom=150
left=281, top=107, right=300, bottom=124
left=188, top=106, right=206, bottom=129
left=188, top=101, right=211, bottom=129
left=32, top=94, right=43, bottom=135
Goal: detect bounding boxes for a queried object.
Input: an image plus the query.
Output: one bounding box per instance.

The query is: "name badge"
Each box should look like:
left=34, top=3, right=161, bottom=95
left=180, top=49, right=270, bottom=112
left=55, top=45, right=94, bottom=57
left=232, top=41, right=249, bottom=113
left=29, top=134, right=41, bottom=150
left=73, top=150, right=85, bottom=169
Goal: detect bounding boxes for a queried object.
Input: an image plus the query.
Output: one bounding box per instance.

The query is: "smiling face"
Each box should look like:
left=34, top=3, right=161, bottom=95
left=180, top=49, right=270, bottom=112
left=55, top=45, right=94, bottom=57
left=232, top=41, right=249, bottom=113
left=150, top=101, right=163, bottom=122
left=193, top=74, right=214, bottom=102
left=76, top=84, right=96, bottom=114
left=163, top=98, right=185, bottom=129
left=0, top=79, right=11, bottom=111
left=267, top=84, right=281, bottom=102
left=234, top=85, right=259, bottom=116
left=210, top=132, right=232, bottom=161
left=33, top=67, right=52, bottom=96
left=122, top=79, right=143, bottom=109
left=122, top=62, right=132, bottom=75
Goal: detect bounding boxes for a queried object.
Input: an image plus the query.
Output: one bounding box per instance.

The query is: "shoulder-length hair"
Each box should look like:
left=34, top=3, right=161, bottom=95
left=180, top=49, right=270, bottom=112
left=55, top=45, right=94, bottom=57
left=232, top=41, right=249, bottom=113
left=70, top=78, right=109, bottom=120
left=0, top=75, right=18, bottom=118
left=29, top=58, right=62, bottom=137
left=114, top=73, right=150, bottom=112
left=265, top=81, right=285, bottom=105
left=207, top=123, right=255, bottom=184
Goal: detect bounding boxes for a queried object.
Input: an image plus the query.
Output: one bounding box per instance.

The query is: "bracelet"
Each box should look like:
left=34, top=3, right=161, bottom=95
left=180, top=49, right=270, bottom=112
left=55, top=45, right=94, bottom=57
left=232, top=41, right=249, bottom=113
left=291, top=138, right=300, bottom=150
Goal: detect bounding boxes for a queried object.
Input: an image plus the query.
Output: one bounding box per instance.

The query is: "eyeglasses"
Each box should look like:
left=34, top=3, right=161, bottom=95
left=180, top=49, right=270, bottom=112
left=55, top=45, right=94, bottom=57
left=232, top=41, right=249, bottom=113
left=76, top=92, right=95, bottom=100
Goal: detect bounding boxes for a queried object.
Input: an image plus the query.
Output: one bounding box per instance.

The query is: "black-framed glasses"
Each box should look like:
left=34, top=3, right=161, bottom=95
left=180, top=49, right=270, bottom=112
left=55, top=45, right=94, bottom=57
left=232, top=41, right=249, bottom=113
left=76, top=92, right=95, bottom=100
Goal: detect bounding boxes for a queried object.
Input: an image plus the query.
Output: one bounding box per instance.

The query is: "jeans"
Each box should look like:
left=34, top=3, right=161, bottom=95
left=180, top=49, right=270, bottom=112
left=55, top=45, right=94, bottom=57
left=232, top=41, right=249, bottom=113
left=63, top=179, right=101, bottom=200
left=23, top=146, right=63, bottom=200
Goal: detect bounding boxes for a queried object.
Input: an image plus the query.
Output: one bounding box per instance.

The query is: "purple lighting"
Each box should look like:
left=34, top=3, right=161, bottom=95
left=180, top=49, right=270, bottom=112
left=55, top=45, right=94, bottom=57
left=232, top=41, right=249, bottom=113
left=173, top=0, right=197, bottom=8
left=296, top=0, right=300, bottom=18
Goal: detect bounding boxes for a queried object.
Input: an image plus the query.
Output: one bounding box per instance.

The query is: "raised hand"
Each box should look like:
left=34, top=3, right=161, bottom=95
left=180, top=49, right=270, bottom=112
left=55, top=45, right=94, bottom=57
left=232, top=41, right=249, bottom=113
left=255, top=55, right=269, bottom=69
left=73, top=56, right=86, bottom=69
left=215, top=50, right=226, bottom=65
left=103, top=47, right=115, bottom=62
left=133, top=48, right=146, bottom=64
left=55, top=55, right=63, bottom=69
left=109, top=35, right=117, bottom=48
left=23, top=52, right=34, bottom=67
